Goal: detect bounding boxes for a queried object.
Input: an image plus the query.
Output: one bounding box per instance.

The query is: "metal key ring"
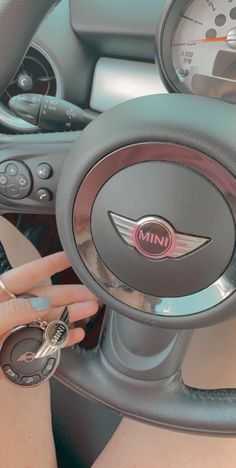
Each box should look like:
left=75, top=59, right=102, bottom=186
left=0, top=279, right=16, bottom=299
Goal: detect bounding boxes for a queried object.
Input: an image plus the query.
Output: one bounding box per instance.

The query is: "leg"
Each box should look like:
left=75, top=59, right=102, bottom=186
left=0, top=380, right=57, bottom=468
left=93, top=318, right=236, bottom=468
left=0, top=216, right=57, bottom=467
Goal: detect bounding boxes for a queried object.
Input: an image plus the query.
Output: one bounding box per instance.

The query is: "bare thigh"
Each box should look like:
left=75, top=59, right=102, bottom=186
left=0, top=217, right=57, bottom=468
left=93, top=318, right=236, bottom=468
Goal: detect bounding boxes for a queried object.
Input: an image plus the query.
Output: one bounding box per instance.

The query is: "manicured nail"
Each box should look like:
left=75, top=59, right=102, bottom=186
left=29, top=296, right=51, bottom=312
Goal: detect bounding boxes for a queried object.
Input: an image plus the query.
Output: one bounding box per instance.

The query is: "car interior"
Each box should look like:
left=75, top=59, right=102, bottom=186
left=1, top=0, right=236, bottom=467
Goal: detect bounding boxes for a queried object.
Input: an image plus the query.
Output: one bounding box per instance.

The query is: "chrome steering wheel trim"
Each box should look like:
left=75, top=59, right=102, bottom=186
left=73, top=142, right=236, bottom=320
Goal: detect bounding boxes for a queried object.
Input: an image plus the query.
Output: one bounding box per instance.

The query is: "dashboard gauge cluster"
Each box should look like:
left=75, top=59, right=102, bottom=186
left=156, top=0, right=236, bottom=103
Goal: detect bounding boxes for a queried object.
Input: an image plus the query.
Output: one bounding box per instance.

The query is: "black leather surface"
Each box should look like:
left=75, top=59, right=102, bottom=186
left=57, top=347, right=236, bottom=436
left=0, top=0, right=60, bottom=95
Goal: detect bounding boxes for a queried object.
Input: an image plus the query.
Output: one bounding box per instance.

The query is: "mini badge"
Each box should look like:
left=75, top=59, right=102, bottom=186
left=45, top=320, right=70, bottom=348
left=110, top=212, right=211, bottom=260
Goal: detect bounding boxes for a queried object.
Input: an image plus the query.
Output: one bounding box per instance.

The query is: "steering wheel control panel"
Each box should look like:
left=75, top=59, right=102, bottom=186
left=0, top=159, right=54, bottom=203
left=0, top=161, right=32, bottom=199
left=0, top=133, right=76, bottom=214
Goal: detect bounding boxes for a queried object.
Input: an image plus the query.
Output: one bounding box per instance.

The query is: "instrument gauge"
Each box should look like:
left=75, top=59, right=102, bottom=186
left=156, top=0, right=236, bottom=103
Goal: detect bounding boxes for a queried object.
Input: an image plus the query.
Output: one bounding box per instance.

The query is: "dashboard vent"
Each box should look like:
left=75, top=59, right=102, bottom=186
left=0, top=44, right=61, bottom=132
left=1, top=46, right=57, bottom=107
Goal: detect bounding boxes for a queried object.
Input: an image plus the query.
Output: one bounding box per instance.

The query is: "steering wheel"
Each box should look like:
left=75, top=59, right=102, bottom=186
left=1, top=0, right=236, bottom=437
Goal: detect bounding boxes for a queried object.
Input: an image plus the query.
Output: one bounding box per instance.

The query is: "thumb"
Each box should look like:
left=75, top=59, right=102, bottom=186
left=0, top=297, right=51, bottom=335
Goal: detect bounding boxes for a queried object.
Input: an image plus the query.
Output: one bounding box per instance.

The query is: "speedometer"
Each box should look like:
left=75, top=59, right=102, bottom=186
left=156, top=0, right=236, bottom=103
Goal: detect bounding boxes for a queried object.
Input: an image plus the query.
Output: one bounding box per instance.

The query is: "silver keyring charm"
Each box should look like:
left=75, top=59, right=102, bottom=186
left=45, top=320, right=70, bottom=348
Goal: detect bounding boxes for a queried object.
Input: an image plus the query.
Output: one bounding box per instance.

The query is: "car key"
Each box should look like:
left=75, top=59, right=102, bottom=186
left=0, top=301, right=70, bottom=387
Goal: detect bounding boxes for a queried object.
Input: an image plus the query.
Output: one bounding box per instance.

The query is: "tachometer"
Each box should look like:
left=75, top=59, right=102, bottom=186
left=156, top=0, right=236, bottom=103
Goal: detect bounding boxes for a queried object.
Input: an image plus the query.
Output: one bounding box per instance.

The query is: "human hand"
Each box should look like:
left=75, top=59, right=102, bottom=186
left=0, top=251, right=99, bottom=347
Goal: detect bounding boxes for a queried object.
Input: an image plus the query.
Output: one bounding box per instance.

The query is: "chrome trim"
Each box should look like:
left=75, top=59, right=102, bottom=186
left=73, top=143, right=236, bottom=318
left=0, top=42, right=62, bottom=133
left=32, top=42, right=62, bottom=98
left=173, top=232, right=210, bottom=258
left=109, top=212, right=136, bottom=247
left=90, top=58, right=168, bottom=112
left=34, top=342, right=59, bottom=360
left=227, top=28, right=236, bottom=49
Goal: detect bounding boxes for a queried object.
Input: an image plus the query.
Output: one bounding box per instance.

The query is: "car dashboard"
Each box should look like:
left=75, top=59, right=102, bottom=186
left=0, top=0, right=168, bottom=133
left=1, top=0, right=235, bottom=130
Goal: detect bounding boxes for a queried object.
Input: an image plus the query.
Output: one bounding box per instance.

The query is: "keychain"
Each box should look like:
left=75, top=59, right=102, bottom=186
left=0, top=301, right=70, bottom=387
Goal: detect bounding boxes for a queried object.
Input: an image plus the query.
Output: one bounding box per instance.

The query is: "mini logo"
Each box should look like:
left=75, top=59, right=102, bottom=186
left=45, top=320, right=69, bottom=348
left=109, top=213, right=211, bottom=260
left=17, top=352, right=36, bottom=363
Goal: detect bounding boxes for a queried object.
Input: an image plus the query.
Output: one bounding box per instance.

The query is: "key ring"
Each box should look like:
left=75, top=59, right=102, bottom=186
left=0, top=278, right=16, bottom=299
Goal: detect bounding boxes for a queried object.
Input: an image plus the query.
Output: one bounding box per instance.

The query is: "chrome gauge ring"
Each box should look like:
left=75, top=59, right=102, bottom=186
left=73, top=142, right=236, bottom=318
left=156, top=0, right=236, bottom=103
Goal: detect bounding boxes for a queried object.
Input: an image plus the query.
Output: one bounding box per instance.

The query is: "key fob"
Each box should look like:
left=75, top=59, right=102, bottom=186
left=0, top=324, right=61, bottom=386
left=0, top=304, right=70, bottom=387
left=0, top=252, right=70, bottom=387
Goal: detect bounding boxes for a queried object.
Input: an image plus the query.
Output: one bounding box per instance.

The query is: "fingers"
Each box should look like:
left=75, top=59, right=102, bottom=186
left=30, top=284, right=97, bottom=308
left=0, top=252, right=70, bottom=300
left=65, top=328, right=86, bottom=348
left=0, top=297, right=51, bottom=336
left=47, top=300, right=99, bottom=325
left=62, top=301, right=99, bottom=348
left=29, top=285, right=99, bottom=323
left=68, top=300, right=99, bottom=323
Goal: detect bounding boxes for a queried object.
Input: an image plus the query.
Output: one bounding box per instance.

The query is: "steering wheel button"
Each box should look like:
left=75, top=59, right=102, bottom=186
left=36, top=163, right=53, bottom=180
left=37, top=188, right=53, bottom=202
left=22, top=375, right=41, bottom=386
left=42, top=358, right=56, bottom=376
left=17, top=175, right=28, bottom=188
left=6, top=163, right=18, bottom=176
left=7, top=184, right=20, bottom=197
left=3, top=365, right=19, bottom=380
left=0, top=174, right=8, bottom=185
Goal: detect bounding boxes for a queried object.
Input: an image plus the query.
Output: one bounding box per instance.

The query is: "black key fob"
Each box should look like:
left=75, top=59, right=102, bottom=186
left=0, top=303, right=70, bottom=387
left=0, top=248, right=70, bottom=387
left=0, top=324, right=61, bottom=387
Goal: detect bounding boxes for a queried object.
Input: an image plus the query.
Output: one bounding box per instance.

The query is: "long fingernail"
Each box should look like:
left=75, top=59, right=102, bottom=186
left=29, top=296, right=51, bottom=312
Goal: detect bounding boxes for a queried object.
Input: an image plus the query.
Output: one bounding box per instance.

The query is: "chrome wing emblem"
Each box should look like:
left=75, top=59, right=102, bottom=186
left=109, top=212, right=211, bottom=259
left=110, top=213, right=136, bottom=247
left=173, top=232, right=210, bottom=258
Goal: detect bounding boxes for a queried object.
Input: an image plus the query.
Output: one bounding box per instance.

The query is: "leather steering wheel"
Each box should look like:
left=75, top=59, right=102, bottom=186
left=1, top=0, right=236, bottom=436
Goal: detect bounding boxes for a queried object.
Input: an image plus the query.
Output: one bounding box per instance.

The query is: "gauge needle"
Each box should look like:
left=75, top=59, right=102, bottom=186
left=173, top=35, right=229, bottom=46
left=190, top=35, right=228, bottom=44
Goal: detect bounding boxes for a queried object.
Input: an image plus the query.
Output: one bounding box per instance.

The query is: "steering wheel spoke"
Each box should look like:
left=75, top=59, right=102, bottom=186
left=101, top=310, right=191, bottom=381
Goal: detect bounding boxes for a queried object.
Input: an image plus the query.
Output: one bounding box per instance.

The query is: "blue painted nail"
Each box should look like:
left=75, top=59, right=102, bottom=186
left=30, top=297, right=51, bottom=312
